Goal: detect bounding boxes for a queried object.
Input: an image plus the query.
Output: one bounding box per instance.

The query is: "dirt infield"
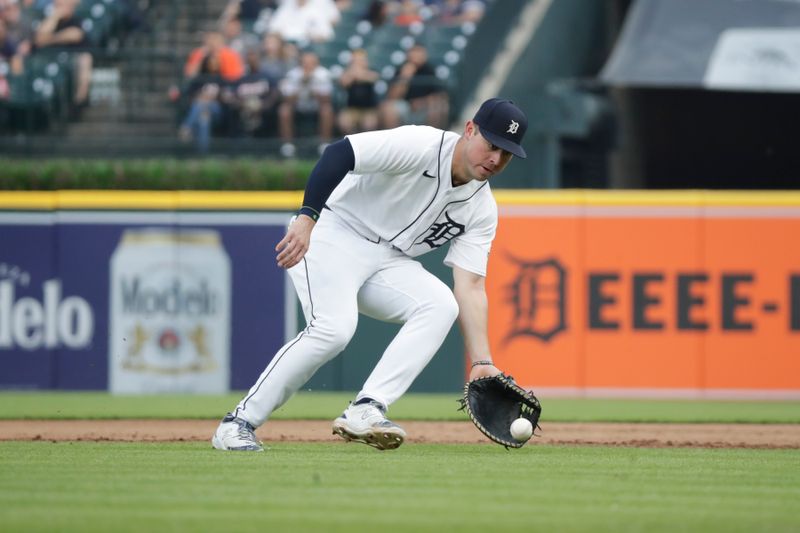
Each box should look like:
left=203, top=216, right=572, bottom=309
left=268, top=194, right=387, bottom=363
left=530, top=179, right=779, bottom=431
left=2, top=420, right=799, bottom=448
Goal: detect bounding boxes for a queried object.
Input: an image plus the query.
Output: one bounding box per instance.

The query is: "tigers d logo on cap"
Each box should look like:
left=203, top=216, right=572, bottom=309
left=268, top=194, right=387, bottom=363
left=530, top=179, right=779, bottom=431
left=473, top=98, right=528, bottom=159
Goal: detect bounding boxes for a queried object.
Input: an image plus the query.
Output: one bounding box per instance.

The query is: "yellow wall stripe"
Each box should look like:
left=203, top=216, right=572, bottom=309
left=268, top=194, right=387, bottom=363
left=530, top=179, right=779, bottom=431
left=1, top=189, right=799, bottom=210
left=0, top=191, right=59, bottom=210
left=0, top=190, right=305, bottom=210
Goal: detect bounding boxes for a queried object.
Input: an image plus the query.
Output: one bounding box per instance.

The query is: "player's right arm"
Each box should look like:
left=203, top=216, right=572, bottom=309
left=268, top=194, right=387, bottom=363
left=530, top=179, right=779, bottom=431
left=446, top=192, right=501, bottom=380
left=452, top=265, right=502, bottom=381
left=275, top=138, right=355, bottom=269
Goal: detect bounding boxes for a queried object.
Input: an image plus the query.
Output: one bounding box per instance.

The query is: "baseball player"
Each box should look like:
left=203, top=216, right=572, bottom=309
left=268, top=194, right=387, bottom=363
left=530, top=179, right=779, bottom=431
left=212, top=97, right=528, bottom=451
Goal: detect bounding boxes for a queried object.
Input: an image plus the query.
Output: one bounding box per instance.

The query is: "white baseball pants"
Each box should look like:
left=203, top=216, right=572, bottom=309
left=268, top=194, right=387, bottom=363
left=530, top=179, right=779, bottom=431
left=234, top=210, right=459, bottom=427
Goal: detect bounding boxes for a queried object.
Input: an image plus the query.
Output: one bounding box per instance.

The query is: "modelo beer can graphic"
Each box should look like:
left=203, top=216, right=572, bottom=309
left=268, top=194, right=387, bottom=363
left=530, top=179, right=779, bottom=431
left=109, top=228, right=231, bottom=394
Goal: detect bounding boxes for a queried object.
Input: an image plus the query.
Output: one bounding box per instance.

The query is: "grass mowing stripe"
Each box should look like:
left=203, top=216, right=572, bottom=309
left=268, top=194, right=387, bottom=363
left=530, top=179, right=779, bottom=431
left=2, top=392, right=800, bottom=423
left=0, top=442, right=798, bottom=533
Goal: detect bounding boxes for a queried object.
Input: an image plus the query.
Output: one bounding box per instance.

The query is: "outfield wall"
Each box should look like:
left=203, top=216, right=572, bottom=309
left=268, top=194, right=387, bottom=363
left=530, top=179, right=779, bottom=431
left=1, top=190, right=798, bottom=398
left=0, top=192, right=297, bottom=392
left=490, top=191, right=800, bottom=398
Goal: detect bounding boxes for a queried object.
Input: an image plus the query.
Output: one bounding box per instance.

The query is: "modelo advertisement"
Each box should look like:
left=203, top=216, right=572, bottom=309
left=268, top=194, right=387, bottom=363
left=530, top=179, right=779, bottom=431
left=0, top=212, right=292, bottom=393
left=488, top=195, right=800, bottom=398
left=108, top=228, right=231, bottom=394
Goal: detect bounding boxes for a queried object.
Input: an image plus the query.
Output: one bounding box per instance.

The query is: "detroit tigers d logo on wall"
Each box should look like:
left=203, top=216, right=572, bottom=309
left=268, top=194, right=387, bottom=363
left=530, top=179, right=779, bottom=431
left=504, top=256, right=567, bottom=344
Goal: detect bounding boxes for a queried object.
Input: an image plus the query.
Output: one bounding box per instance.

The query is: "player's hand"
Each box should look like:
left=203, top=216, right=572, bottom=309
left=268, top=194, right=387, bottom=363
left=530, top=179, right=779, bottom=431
left=469, top=362, right=502, bottom=381
left=275, top=214, right=315, bottom=269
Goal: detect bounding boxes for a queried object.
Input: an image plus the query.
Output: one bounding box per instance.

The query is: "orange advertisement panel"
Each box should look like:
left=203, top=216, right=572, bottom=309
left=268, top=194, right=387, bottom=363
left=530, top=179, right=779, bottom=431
left=487, top=193, right=800, bottom=397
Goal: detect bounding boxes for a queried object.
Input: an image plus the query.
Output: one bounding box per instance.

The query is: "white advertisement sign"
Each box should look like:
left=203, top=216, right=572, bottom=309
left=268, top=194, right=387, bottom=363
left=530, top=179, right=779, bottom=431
left=109, top=228, right=231, bottom=394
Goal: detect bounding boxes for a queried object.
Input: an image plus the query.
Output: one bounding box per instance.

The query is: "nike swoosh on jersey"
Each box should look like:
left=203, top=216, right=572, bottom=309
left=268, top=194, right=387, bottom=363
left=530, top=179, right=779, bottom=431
left=422, top=170, right=436, bottom=178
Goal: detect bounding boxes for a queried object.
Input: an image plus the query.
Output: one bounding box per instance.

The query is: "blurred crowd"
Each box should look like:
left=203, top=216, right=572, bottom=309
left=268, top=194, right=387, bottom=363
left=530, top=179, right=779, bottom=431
left=0, top=0, right=141, bottom=115
left=173, top=0, right=487, bottom=155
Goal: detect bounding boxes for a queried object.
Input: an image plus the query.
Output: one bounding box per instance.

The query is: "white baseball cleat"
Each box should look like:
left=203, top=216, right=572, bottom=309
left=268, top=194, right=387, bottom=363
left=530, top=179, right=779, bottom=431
left=212, top=413, right=264, bottom=452
left=332, top=400, right=406, bottom=450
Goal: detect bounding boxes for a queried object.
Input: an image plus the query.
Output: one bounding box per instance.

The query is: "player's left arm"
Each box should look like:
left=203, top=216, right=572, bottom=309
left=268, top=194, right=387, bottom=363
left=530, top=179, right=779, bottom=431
left=452, top=265, right=502, bottom=381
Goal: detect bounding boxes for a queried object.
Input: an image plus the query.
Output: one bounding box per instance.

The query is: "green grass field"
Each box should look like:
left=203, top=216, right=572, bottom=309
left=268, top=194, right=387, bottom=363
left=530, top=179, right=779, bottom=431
left=1, top=442, right=797, bottom=532
left=3, top=391, right=800, bottom=423
left=1, top=392, right=799, bottom=532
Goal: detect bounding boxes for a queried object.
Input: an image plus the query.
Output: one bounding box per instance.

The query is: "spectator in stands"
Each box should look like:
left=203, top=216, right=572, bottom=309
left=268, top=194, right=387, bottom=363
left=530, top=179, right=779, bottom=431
left=314, top=0, right=343, bottom=26
left=220, top=0, right=278, bottom=26
left=178, top=51, right=226, bottom=153
left=1, top=0, right=35, bottom=46
left=336, top=48, right=379, bottom=135
left=228, top=45, right=280, bottom=136
left=0, top=12, right=14, bottom=47
left=362, top=0, right=390, bottom=28
left=33, top=0, right=92, bottom=107
left=0, top=18, right=14, bottom=57
left=268, top=0, right=337, bottom=45
left=0, top=17, right=21, bottom=99
left=278, top=49, right=334, bottom=157
left=2, top=1, right=35, bottom=98
left=394, top=0, right=422, bottom=26
left=185, top=31, right=245, bottom=83
left=0, top=17, right=26, bottom=75
left=282, top=39, right=300, bottom=68
left=177, top=31, right=246, bottom=152
left=380, top=43, right=448, bottom=129
left=434, top=0, right=485, bottom=25
left=222, top=16, right=259, bottom=57
left=259, top=32, right=293, bottom=82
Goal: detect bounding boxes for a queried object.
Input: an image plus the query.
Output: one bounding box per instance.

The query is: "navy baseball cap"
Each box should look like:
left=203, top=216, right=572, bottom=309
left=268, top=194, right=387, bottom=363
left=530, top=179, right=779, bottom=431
left=472, top=98, right=528, bottom=158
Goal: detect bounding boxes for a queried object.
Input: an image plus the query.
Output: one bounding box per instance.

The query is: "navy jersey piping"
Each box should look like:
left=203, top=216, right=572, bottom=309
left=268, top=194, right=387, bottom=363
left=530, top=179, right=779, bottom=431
left=387, top=130, right=446, bottom=243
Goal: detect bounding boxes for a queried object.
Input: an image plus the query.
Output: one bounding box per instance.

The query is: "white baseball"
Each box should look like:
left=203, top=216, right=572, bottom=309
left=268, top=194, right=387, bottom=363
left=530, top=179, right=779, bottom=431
left=510, top=418, right=533, bottom=442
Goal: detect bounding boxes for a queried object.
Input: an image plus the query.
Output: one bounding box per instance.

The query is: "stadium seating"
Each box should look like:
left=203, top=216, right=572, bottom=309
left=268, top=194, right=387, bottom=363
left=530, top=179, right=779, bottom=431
left=2, top=0, right=493, bottom=147
left=313, top=2, right=486, bottom=112
left=1, top=0, right=128, bottom=133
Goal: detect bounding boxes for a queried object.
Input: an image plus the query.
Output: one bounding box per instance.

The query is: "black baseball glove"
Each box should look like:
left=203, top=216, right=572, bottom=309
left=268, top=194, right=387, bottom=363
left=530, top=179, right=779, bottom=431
left=459, top=373, right=542, bottom=449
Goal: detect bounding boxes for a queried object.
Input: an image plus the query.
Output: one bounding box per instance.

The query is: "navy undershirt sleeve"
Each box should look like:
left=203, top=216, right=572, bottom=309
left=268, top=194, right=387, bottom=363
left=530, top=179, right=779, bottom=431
left=298, top=138, right=355, bottom=221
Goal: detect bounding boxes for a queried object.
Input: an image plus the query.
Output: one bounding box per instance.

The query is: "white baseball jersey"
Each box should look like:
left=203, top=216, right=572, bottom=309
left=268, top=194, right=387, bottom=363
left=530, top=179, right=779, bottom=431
left=326, top=125, right=498, bottom=276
